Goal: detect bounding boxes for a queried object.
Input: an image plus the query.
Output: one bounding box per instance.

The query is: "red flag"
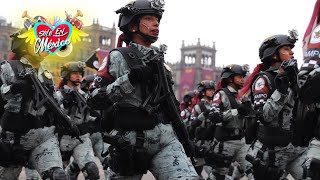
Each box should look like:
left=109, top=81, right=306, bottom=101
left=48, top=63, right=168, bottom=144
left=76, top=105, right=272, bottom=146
left=85, top=48, right=109, bottom=71
left=302, top=0, right=320, bottom=71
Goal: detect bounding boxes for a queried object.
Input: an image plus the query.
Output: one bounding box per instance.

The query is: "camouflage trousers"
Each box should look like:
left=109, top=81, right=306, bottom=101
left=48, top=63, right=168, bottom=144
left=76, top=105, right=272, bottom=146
left=106, top=123, right=198, bottom=180
left=90, top=132, right=110, bottom=163
left=247, top=140, right=307, bottom=179
left=304, top=138, right=320, bottom=168
left=211, top=138, right=251, bottom=179
left=0, top=126, right=63, bottom=180
left=60, top=133, right=97, bottom=170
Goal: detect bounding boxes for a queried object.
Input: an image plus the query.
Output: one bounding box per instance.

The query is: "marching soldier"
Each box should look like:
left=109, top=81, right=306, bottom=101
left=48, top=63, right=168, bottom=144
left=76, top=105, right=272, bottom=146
left=89, top=0, right=198, bottom=179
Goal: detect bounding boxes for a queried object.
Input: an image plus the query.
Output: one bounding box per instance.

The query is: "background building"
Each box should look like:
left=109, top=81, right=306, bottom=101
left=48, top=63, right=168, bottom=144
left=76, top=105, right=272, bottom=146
left=1, top=16, right=223, bottom=100
left=0, top=16, right=18, bottom=60
left=0, top=17, right=116, bottom=84
left=168, top=38, right=222, bottom=101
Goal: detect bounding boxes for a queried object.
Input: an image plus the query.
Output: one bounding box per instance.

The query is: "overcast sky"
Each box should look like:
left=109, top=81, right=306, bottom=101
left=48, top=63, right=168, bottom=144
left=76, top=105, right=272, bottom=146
left=0, top=0, right=317, bottom=71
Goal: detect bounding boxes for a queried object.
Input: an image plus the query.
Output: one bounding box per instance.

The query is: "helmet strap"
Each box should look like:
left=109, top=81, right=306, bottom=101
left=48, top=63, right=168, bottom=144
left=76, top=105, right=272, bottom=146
left=136, top=26, right=158, bottom=43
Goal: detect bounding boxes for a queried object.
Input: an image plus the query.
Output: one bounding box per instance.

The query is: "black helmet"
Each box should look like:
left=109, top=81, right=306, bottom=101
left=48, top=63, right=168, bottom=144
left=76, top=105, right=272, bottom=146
left=221, top=64, right=249, bottom=80
left=198, top=80, right=215, bottom=92
left=259, top=30, right=298, bottom=63
left=10, top=29, right=27, bottom=53
left=183, top=91, right=196, bottom=103
left=116, top=0, right=164, bottom=32
left=61, top=61, right=86, bottom=80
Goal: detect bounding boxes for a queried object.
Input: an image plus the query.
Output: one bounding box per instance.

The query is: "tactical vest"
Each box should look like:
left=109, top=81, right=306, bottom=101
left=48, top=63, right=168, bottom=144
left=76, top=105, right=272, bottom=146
left=0, top=60, right=55, bottom=134
left=103, top=46, right=171, bottom=131
left=251, top=70, right=293, bottom=147
left=213, top=88, right=243, bottom=141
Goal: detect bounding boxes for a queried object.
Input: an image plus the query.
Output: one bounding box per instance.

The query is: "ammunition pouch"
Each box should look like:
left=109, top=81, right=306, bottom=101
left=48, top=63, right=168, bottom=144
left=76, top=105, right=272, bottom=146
left=0, top=141, right=28, bottom=167
left=109, top=144, right=152, bottom=176
left=245, top=154, right=283, bottom=180
left=214, top=126, right=243, bottom=141
left=204, top=150, right=233, bottom=168
left=257, top=125, right=291, bottom=147
left=244, top=116, right=258, bottom=144
left=113, top=106, right=158, bottom=131
left=77, top=121, right=100, bottom=135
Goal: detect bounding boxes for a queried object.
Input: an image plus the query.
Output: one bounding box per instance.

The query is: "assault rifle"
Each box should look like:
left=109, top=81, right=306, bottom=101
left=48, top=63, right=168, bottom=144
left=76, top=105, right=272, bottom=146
left=142, top=44, right=195, bottom=158
left=21, top=68, right=83, bottom=143
left=71, top=89, right=101, bottom=120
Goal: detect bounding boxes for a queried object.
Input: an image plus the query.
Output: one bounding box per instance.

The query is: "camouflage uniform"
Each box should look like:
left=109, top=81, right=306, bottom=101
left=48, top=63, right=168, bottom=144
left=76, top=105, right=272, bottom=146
left=211, top=85, right=250, bottom=179
left=0, top=58, right=64, bottom=180
left=91, top=42, right=198, bottom=180
left=190, top=98, right=215, bottom=178
left=247, top=66, right=306, bottom=179
left=56, top=85, right=100, bottom=180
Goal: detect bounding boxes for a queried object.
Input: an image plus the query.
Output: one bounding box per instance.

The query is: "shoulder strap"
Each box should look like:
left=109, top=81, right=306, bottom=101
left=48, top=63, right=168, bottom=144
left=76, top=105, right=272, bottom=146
left=221, top=88, right=239, bottom=109
left=114, top=46, right=145, bottom=69
left=198, top=101, right=207, bottom=112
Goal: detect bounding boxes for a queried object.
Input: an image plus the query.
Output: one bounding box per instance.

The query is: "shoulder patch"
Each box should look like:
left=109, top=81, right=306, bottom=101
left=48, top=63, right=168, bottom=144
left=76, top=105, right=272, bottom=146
left=255, top=77, right=265, bottom=90
left=213, top=92, right=220, bottom=101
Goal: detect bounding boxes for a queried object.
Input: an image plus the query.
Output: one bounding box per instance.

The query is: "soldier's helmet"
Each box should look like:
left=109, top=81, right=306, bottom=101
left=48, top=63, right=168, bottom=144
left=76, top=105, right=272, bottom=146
left=183, top=91, right=196, bottom=104
left=259, top=30, right=298, bottom=63
left=61, top=61, right=86, bottom=80
left=198, top=80, right=215, bottom=92
left=10, top=29, right=27, bottom=53
left=221, top=64, right=248, bottom=80
left=116, top=0, right=165, bottom=32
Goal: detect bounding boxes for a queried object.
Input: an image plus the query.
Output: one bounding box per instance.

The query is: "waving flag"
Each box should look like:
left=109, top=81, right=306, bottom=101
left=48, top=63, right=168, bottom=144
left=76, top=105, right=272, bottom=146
left=302, top=0, right=320, bottom=71
left=85, top=48, right=109, bottom=71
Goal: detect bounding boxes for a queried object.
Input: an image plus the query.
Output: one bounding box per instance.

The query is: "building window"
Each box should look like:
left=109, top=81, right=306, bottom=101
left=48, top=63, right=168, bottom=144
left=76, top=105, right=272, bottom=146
left=0, top=35, right=7, bottom=49
left=99, top=36, right=110, bottom=46
left=185, top=56, right=195, bottom=65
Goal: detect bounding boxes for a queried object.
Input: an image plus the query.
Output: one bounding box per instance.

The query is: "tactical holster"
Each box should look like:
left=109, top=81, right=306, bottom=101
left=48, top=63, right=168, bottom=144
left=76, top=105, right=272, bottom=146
left=244, top=116, right=258, bottom=144
left=257, top=125, right=291, bottom=147
left=109, top=132, right=152, bottom=176
left=0, top=133, right=28, bottom=167
left=204, top=142, right=233, bottom=168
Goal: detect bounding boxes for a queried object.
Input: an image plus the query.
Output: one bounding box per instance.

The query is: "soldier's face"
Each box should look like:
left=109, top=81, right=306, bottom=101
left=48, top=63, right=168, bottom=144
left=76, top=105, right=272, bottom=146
left=278, top=46, right=294, bottom=61
left=233, top=75, right=244, bottom=88
left=139, top=15, right=159, bottom=40
left=205, top=89, right=215, bottom=98
left=69, top=72, right=83, bottom=85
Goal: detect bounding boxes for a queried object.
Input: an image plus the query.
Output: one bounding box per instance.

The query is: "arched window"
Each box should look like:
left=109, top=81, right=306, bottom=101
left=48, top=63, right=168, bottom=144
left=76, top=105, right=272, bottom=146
left=0, top=35, right=8, bottom=49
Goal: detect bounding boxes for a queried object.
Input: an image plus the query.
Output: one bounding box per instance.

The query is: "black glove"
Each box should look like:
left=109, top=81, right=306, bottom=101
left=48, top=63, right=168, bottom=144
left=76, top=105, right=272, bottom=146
left=11, top=79, right=33, bottom=96
left=208, top=111, right=223, bottom=123
left=128, top=65, right=152, bottom=85
left=237, top=103, right=251, bottom=117
left=182, top=140, right=195, bottom=157
left=191, top=119, right=202, bottom=127
left=275, top=73, right=290, bottom=94
left=63, top=92, right=77, bottom=108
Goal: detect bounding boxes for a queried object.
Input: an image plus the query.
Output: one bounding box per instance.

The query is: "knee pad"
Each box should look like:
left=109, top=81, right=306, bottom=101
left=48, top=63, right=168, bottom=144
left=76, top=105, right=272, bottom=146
left=82, top=162, right=100, bottom=180
left=42, top=167, right=69, bottom=180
